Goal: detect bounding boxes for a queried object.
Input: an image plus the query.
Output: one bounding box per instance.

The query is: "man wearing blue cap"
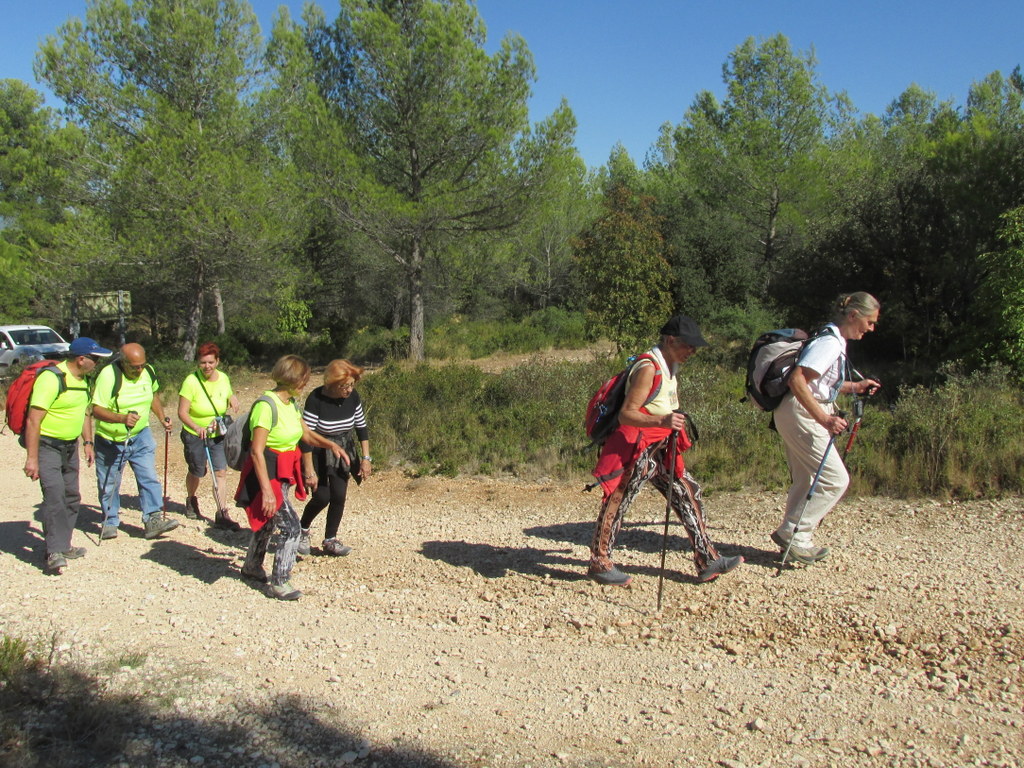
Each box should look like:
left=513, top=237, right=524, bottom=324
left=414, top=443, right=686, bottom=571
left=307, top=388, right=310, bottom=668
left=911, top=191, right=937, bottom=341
left=23, top=337, right=111, bottom=574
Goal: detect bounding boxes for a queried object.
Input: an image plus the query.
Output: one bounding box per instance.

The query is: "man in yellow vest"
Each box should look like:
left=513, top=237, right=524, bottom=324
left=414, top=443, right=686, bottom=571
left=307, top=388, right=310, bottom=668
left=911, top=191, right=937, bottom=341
left=23, top=337, right=111, bottom=574
left=92, top=343, right=179, bottom=540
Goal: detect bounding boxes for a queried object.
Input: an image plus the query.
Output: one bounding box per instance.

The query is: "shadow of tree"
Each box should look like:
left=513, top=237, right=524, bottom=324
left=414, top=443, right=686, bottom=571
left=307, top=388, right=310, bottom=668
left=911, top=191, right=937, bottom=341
left=0, top=648, right=463, bottom=768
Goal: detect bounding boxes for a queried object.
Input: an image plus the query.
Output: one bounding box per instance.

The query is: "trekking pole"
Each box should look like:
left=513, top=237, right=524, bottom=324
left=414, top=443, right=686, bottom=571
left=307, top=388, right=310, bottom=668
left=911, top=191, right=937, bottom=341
left=100, top=410, right=137, bottom=547
left=776, top=410, right=846, bottom=575
left=656, top=430, right=680, bottom=612
left=844, top=397, right=865, bottom=456
left=162, top=427, right=170, bottom=512
left=205, top=438, right=225, bottom=517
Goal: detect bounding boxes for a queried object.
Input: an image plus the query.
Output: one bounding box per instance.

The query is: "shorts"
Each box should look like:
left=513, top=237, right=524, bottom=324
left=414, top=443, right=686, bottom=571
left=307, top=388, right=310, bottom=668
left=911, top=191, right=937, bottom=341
left=180, top=429, right=226, bottom=477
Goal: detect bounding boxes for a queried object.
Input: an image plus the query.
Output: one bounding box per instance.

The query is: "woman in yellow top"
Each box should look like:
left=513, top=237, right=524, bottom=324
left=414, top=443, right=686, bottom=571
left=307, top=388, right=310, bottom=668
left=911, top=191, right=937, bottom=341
left=177, top=341, right=241, bottom=530
left=235, top=355, right=347, bottom=600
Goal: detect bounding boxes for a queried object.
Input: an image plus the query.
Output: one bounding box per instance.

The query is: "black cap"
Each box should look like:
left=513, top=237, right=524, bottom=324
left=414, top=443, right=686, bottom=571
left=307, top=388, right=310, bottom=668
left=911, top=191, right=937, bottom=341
left=659, top=315, right=708, bottom=347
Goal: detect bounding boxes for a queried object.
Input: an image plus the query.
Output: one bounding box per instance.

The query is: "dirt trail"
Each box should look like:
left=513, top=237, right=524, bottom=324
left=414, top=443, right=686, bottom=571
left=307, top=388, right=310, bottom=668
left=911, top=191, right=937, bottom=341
left=1, top=408, right=1022, bottom=767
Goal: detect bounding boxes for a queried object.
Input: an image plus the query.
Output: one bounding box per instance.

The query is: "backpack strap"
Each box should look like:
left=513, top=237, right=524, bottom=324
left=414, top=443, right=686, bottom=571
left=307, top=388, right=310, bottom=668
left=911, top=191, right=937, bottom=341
left=630, top=352, right=663, bottom=410
left=194, top=371, right=224, bottom=417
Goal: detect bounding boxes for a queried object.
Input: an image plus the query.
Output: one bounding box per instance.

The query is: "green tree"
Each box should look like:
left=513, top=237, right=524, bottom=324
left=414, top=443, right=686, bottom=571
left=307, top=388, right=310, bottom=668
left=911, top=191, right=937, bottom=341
left=36, top=0, right=302, bottom=358
left=978, top=206, right=1024, bottom=375
left=271, top=0, right=577, bottom=360
left=574, top=173, right=672, bottom=352
left=0, top=80, right=82, bottom=322
left=649, top=34, right=849, bottom=311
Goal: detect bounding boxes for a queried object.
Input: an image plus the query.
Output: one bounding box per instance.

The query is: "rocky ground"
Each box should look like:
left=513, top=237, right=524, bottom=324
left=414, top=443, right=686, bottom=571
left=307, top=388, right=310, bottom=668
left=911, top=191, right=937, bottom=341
left=1, top=386, right=1022, bottom=768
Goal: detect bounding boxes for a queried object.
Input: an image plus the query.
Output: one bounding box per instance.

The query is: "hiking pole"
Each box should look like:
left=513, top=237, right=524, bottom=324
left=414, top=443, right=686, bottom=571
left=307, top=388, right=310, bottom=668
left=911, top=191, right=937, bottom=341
left=205, top=438, right=225, bottom=518
left=776, top=410, right=846, bottom=575
left=99, top=411, right=138, bottom=548
left=162, top=427, right=170, bottom=512
left=844, top=397, right=865, bottom=456
left=656, top=430, right=680, bottom=612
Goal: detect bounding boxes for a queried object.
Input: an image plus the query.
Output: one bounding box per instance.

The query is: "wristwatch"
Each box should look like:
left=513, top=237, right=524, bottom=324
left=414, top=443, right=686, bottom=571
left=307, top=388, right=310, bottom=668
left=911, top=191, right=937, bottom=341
left=362, top=455, right=372, bottom=462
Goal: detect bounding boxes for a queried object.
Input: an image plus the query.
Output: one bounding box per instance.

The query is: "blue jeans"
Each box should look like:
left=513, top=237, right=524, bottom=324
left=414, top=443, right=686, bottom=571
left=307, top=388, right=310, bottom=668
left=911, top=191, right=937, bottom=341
left=95, top=427, right=164, bottom=527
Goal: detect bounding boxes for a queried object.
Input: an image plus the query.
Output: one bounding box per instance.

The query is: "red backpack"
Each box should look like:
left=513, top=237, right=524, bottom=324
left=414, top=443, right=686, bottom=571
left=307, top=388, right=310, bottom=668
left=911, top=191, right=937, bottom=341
left=4, top=361, right=69, bottom=440
left=585, top=353, right=662, bottom=447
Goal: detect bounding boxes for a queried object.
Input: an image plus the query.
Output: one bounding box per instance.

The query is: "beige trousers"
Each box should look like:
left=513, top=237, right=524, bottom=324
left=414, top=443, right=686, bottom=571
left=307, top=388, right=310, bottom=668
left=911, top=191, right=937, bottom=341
left=773, top=394, right=849, bottom=547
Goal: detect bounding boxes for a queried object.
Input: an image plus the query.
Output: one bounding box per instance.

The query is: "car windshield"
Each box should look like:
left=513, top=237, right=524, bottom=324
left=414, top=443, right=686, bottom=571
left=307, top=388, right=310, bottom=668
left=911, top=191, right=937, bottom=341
left=9, top=328, right=65, bottom=345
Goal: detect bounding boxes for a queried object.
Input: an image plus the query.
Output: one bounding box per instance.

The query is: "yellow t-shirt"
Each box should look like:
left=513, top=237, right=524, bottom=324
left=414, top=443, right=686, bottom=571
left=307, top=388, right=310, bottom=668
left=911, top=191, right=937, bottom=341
left=92, top=363, right=159, bottom=440
left=249, top=392, right=304, bottom=452
left=178, top=370, right=234, bottom=436
left=29, top=362, right=91, bottom=441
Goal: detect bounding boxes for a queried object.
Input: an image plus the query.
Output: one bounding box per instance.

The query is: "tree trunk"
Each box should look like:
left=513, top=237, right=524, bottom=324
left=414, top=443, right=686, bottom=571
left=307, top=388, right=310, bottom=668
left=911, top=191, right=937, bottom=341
left=181, top=265, right=204, bottom=361
left=212, top=283, right=225, bottom=335
left=408, top=238, right=425, bottom=361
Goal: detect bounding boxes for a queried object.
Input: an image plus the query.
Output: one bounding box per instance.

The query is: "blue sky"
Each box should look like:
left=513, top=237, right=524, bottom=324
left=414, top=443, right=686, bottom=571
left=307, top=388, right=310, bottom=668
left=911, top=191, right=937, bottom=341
left=5, top=1, right=1023, bottom=168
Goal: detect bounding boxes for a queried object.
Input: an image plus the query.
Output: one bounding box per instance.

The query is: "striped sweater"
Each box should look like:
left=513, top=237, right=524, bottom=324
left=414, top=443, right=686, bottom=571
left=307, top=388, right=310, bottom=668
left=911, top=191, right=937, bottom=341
left=301, top=386, right=369, bottom=442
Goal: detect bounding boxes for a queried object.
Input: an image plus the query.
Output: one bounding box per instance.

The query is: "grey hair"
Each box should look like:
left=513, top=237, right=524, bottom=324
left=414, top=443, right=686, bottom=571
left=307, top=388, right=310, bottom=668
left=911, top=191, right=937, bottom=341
left=831, top=292, right=880, bottom=324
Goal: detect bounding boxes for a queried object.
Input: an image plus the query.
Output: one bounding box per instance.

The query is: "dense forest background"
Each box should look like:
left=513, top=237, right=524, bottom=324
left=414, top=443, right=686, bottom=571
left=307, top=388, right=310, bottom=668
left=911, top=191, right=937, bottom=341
left=2, top=0, right=1024, bottom=380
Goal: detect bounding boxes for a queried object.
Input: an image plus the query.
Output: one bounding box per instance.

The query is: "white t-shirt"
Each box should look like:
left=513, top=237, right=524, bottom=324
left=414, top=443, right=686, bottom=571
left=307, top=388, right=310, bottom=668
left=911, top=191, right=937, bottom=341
left=797, top=325, right=847, bottom=402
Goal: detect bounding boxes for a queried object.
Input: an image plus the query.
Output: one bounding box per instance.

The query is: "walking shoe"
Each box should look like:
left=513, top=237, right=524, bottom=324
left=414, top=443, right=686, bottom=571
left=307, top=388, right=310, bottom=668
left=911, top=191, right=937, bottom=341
left=185, top=495, right=202, bottom=520
left=697, top=555, right=744, bottom=583
left=322, top=538, right=352, bottom=557
left=297, top=528, right=311, bottom=556
left=587, top=565, right=632, bottom=587
left=100, top=524, right=119, bottom=540
left=268, top=581, right=302, bottom=601
left=240, top=565, right=269, bottom=583
left=143, top=515, right=181, bottom=539
left=213, top=508, right=242, bottom=532
left=771, top=531, right=829, bottom=564
left=60, top=547, right=87, bottom=560
left=45, top=552, right=67, bottom=574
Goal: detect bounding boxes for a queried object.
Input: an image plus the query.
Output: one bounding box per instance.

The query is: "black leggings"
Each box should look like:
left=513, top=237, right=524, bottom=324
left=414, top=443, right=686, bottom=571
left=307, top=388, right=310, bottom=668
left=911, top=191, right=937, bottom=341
left=300, top=473, right=349, bottom=539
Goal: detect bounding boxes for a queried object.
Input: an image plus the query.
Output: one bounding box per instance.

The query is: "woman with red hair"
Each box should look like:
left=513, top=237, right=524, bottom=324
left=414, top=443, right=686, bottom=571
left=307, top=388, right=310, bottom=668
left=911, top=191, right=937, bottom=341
left=177, top=341, right=241, bottom=530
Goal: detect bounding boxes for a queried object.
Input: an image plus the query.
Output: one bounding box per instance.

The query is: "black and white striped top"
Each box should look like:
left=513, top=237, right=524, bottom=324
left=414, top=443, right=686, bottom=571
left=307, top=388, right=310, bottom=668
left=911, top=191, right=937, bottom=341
left=302, top=386, right=369, bottom=441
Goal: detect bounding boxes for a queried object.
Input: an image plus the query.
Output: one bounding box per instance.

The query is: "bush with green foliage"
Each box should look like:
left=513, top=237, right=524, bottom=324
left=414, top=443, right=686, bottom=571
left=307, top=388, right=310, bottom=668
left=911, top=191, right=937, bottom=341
left=361, top=355, right=1024, bottom=498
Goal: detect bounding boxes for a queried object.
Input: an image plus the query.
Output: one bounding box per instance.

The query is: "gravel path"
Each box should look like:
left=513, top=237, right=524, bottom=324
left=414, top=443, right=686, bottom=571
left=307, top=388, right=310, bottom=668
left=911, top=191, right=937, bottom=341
left=1, top=427, right=1021, bottom=768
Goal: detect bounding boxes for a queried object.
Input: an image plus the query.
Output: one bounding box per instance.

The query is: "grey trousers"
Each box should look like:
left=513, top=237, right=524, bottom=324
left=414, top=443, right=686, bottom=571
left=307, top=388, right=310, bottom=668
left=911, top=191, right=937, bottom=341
left=243, top=482, right=300, bottom=586
left=38, top=438, right=81, bottom=556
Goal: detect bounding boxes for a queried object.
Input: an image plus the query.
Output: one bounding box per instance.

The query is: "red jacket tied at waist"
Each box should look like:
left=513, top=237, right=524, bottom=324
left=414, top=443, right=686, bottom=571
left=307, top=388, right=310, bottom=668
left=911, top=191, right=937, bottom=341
left=234, top=447, right=308, bottom=532
left=592, top=424, right=692, bottom=500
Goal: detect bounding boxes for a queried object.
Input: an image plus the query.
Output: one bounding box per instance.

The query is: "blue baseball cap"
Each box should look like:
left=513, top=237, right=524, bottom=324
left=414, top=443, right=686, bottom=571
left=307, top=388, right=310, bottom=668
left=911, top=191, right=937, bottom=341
left=69, top=337, right=113, bottom=357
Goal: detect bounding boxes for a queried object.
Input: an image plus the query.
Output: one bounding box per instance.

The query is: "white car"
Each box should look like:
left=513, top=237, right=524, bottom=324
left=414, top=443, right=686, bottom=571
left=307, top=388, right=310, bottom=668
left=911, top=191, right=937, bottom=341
left=0, top=325, right=71, bottom=370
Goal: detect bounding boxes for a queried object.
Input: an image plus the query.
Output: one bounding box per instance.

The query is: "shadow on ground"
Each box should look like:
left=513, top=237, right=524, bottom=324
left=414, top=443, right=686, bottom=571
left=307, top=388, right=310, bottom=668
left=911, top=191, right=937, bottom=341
left=0, top=652, right=462, bottom=768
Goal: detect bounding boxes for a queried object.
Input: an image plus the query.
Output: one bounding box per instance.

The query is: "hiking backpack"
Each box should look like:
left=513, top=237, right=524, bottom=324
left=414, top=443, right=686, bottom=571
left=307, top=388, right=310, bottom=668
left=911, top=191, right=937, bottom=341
left=744, top=326, right=839, bottom=411
left=4, top=361, right=84, bottom=444
left=585, top=353, right=662, bottom=447
left=223, top=395, right=288, bottom=471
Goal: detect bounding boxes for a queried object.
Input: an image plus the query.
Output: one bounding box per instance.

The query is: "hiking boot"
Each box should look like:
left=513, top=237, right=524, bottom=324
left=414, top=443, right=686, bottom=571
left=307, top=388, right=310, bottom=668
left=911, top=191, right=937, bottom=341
left=144, top=515, right=180, bottom=540
left=771, top=531, right=830, bottom=564
left=322, top=538, right=352, bottom=557
left=213, top=508, right=242, bottom=532
left=185, top=495, right=202, bottom=520
left=297, top=528, right=311, bottom=556
left=240, top=565, right=269, bottom=583
left=587, top=565, right=632, bottom=587
left=60, top=547, right=87, bottom=560
left=45, top=552, right=67, bottom=574
left=268, top=581, right=302, bottom=601
left=697, top=555, right=744, bottom=583
left=100, top=524, right=119, bottom=540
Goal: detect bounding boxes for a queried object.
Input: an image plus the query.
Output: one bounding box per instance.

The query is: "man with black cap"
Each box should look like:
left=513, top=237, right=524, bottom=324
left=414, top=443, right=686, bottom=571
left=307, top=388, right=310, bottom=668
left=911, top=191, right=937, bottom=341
left=23, top=337, right=111, bottom=574
left=588, top=315, right=743, bottom=586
